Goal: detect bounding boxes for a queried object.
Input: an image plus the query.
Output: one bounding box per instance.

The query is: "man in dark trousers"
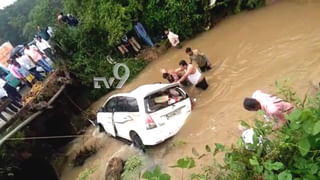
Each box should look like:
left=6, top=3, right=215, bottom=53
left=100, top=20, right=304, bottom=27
left=16, top=147, right=59, bottom=180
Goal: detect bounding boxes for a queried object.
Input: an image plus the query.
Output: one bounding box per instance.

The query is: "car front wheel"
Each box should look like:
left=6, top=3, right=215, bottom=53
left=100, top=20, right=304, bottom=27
left=129, top=131, right=145, bottom=152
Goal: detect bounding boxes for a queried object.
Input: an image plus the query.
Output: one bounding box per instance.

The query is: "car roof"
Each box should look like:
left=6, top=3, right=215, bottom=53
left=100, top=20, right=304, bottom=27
left=111, top=83, right=178, bottom=100
left=130, top=83, right=177, bottom=97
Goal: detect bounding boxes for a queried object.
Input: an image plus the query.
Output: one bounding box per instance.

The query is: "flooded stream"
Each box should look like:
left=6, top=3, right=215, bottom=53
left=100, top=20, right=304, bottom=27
left=60, top=1, right=320, bottom=179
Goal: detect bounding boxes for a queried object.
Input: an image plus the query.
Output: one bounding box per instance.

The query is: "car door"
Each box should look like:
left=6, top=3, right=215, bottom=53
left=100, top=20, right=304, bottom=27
left=146, top=86, right=191, bottom=128
left=97, top=97, right=118, bottom=136
left=113, top=96, right=140, bottom=140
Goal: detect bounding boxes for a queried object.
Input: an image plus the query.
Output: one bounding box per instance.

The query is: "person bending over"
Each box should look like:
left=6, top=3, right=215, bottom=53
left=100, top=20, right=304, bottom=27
left=175, top=60, right=208, bottom=90
left=243, top=90, right=294, bottom=130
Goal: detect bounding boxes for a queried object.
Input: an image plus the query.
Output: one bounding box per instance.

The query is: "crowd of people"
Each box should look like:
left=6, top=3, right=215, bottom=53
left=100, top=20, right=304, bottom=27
left=0, top=26, right=57, bottom=122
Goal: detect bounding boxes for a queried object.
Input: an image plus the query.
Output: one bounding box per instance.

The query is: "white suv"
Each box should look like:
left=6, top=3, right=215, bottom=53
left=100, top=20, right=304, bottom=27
left=97, top=83, right=192, bottom=150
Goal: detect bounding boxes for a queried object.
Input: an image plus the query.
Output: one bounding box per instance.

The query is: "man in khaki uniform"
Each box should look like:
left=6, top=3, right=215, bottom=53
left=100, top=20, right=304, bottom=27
left=185, top=47, right=212, bottom=72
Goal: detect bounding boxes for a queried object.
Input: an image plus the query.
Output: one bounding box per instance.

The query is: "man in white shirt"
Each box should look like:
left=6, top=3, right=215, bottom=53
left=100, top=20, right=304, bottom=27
left=164, top=29, right=181, bottom=48
left=36, top=36, right=54, bottom=61
left=15, top=53, right=44, bottom=81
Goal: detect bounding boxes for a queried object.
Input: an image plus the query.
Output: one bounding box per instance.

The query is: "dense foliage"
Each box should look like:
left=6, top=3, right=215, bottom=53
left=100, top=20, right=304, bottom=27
left=0, top=0, right=62, bottom=45
left=0, top=0, right=266, bottom=99
left=52, top=0, right=211, bottom=99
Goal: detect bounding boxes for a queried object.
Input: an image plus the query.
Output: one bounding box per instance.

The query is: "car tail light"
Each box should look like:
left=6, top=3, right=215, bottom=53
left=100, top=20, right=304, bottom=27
left=146, top=114, right=157, bottom=130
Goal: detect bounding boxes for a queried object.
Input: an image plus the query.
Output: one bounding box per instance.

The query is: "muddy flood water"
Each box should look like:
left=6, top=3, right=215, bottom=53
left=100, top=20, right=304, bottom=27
left=60, top=1, right=320, bottom=179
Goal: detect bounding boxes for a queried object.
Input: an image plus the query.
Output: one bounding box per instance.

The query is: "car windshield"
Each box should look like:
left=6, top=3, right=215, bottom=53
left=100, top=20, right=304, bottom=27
left=144, top=86, right=187, bottom=113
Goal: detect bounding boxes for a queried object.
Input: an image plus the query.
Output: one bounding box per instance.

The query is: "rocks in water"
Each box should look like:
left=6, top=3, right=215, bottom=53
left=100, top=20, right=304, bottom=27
left=105, top=157, right=124, bottom=180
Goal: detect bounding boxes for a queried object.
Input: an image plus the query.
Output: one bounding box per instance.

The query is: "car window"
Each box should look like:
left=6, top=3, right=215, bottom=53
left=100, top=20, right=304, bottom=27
left=104, top=97, right=117, bottom=112
left=116, top=96, right=139, bottom=112
left=144, top=86, right=187, bottom=113
left=127, top=97, right=139, bottom=112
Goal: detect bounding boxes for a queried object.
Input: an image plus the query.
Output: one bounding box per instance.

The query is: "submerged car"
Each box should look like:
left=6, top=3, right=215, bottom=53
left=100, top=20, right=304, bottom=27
left=97, top=83, right=192, bottom=150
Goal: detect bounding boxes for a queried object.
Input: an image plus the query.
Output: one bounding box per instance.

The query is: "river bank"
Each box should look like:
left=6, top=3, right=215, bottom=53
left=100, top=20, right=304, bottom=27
left=58, top=0, right=320, bottom=179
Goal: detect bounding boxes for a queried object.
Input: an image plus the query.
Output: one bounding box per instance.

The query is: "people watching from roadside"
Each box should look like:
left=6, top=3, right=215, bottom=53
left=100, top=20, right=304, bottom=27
left=37, top=26, right=50, bottom=41
left=186, top=47, right=212, bottom=72
left=36, top=36, right=54, bottom=61
left=124, top=34, right=141, bottom=53
left=117, top=44, right=129, bottom=55
left=7, top=59, right=24, bottom=80
left=164, top=29, right=181, bottom=48
left=0, top=75, right=22, bottom=104
left=243, top=90, right=294, bottom=130
left=7, top=59, right=32, bottom=88
left=0, top=87, right=22, bottom=121
left=121, top=35, right=139, bottom=55
left=57, top=12, right=79, bottom=27
left=175, top=60, right=209, bottom=90
left=134, top=22, right=154, bottom=47
left=14, top=61, right=35, bottom=87
left=15, top=53, right=44, bottom=81
left=24, top=44, right=53, bottom=74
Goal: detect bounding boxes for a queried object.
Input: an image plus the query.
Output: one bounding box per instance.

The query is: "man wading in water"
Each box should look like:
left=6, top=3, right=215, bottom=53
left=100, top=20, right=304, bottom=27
left=186, top=47, right=212, bottom=72
left=175, top=60, right=208, bottom=90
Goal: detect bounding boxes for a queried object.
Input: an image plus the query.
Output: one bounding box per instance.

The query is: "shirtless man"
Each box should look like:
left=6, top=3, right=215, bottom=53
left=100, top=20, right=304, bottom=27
left=175, top=60, right=208, bottom=90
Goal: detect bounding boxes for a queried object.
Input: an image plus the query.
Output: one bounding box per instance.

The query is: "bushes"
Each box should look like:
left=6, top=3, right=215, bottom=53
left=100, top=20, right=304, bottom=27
left=141, top=0, right=206, bottom=40
left=54, top=0, right=208, bottom=100
left=53, top=0, right=266, bottom=101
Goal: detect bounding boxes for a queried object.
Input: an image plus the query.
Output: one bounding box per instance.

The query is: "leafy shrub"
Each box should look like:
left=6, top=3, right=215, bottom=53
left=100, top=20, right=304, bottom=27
left=78, top=168, right=95, bottom=180
left=143, top=166, right=171, bottom=180
left=141, top=0, right=206, bottom=40
left=121, top=155, right=145, bottom=180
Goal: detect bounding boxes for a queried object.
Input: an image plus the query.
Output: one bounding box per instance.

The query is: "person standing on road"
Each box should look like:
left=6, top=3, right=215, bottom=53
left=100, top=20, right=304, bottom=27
left=243, top=90, right=294, bottom=130
left=185, top=47, right=212, bottom=72
left=37, top=26, right=50, bottom=41
left=175, top=60, right=209, bottom=90
left=24, top=45, right=53, bottom=73
left=36, top=36, right=55, bottom=61
left=15, top=53, right=44, bottom=81
left=0, top=87, right=21, bottom=121
left=0, top=76, right=22, bottom=104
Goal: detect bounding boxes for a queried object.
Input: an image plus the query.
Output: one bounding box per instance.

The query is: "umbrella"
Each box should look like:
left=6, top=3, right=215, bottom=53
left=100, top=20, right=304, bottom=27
left=10, top=45, right=24, bottom=59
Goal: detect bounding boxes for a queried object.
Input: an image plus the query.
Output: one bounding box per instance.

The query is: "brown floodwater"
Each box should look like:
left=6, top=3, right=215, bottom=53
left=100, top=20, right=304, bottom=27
left=60, top=1, right=320, bottom=179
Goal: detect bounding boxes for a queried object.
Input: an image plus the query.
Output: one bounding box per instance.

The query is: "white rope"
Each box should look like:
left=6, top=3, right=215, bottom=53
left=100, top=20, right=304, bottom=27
left=6, top=134, right=92, bottom=141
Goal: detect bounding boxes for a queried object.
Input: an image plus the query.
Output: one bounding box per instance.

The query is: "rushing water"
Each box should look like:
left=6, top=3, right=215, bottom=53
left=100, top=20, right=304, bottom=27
left=60, top=1, right=320, bottom=179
